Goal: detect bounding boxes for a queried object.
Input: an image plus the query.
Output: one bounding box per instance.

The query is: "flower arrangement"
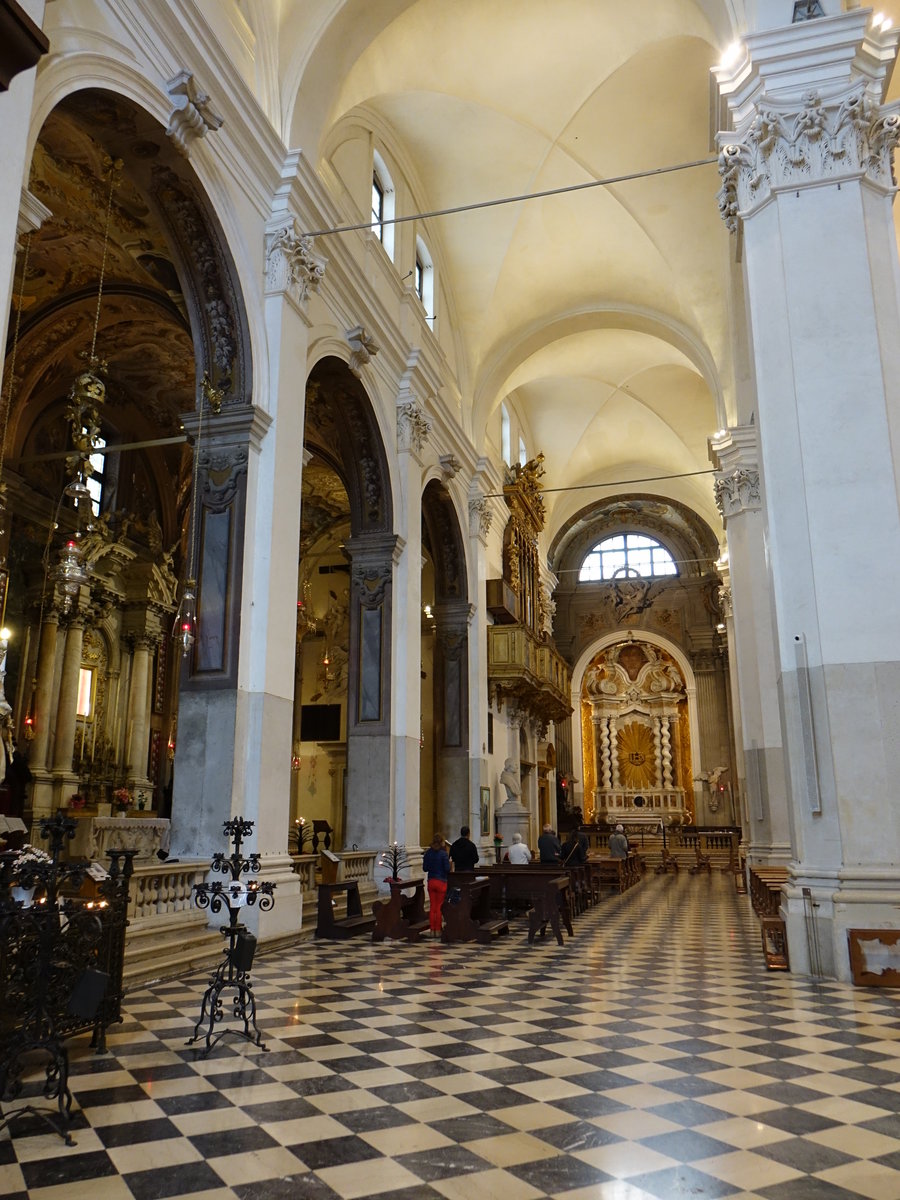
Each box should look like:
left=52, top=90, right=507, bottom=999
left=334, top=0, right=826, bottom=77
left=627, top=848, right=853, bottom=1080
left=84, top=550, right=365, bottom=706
left=67, top=793, right=86, bottom=810
left=11, top=843, right=52, bottom=882
left=113, top=787, right=132, bottom=812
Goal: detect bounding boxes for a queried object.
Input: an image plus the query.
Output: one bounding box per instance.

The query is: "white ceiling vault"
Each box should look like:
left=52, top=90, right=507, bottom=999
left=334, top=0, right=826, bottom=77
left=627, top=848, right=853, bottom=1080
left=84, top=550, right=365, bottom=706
left=218, top=0, right=900, bottom=545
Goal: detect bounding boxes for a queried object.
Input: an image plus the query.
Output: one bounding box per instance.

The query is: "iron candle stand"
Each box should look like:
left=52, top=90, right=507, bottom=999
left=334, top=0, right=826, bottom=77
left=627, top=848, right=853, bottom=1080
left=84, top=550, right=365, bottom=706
left=187, top=816, right=275, bottom=1057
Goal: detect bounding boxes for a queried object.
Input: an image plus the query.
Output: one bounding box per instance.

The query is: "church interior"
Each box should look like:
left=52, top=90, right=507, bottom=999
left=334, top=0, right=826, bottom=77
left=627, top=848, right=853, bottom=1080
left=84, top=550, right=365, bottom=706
left=3, top=0, right=900, bottom=1196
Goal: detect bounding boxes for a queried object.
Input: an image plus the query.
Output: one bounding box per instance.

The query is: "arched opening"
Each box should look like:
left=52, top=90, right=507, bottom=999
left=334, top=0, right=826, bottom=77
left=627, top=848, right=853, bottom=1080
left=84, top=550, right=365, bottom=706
left=2, top=88, right=252, bottom=848
left=420, top=479, right=469, bottom=841
left=297, top=356, right=394, bottom=850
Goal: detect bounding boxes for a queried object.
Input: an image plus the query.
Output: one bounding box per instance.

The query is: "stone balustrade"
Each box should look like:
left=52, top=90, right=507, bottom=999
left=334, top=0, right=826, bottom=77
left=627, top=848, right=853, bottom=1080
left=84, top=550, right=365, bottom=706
left=127, top=859, right=209, bottom=921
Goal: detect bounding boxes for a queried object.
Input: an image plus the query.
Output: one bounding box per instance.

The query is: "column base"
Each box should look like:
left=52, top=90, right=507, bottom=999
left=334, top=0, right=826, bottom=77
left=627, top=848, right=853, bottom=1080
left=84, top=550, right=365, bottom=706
left=237, top=855, right=303, bottom=943
left=783, top=866, right=900, bottom=982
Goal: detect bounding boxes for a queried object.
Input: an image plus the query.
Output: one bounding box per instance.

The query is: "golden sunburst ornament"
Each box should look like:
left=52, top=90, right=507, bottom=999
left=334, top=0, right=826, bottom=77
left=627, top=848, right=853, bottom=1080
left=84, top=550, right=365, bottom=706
left=616, top=721, right=657, bottom=790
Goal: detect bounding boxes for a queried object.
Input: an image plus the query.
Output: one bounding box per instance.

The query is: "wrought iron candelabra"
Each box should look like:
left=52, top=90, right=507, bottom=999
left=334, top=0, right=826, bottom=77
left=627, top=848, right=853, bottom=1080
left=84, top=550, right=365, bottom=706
left=187, top=816, right=276, bottom=1057
left=0, top=811, right=135, bottom=1143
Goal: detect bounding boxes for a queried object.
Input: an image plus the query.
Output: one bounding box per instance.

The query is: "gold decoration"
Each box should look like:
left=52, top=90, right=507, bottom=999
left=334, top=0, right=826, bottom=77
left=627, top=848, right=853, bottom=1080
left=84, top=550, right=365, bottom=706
left=616, top=721, right=657, bottom=790
left=581, top=698, right=595, bottom=804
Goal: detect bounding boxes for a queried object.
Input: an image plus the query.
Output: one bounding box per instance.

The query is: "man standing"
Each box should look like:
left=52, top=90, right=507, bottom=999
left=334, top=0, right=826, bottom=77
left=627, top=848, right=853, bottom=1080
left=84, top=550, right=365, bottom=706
left=538, top=823, right=562, bottom=863
left=449, top=825, right=479, bottom=871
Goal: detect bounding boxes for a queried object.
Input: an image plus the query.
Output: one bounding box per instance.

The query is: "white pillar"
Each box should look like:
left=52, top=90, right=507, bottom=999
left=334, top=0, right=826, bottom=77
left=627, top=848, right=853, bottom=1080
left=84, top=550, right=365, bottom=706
left=711, top=428, right=791, bottom=864
left=715, top=11, right=900, bottom=977
left=391, top=384, right=428, bottom=852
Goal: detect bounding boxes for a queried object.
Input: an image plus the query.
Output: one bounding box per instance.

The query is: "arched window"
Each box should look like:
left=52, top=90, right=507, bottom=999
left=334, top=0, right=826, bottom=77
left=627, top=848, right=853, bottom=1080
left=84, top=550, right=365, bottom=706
left=414, top=235, right=434, bottom=321
left=579, top=533, right=678, bottom=582
left=501, top=402, right=511, bottom=465
left=371, top=150, right=395, bottom=259
left=518, top=435, right=527, bottom=467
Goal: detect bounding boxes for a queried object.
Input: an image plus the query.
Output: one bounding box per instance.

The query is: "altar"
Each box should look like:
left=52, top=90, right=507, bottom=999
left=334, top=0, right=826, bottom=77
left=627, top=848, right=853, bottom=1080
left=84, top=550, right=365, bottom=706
left=62, top=814, right=171, bottom=862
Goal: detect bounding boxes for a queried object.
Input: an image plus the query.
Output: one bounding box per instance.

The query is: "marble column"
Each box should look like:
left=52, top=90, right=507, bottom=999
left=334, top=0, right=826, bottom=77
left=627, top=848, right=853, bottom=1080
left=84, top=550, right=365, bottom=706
left=433, top=600, right=473, bottom=838
left=125, top=635, right=154, bottom=789
left=344, top=532, right=400, bottom=850
left=710, top=428, right=791, bottom=864
left=715, top=11, right=900, bottom=978
left=468, top=461, right=498, bottom=844
left=28, top=609, right=58, bottom=774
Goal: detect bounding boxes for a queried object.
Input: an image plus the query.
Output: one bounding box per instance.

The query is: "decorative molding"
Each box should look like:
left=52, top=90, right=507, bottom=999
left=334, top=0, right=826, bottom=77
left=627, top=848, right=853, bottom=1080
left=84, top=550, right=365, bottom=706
left=717, top=84, right=900, bottom=232
left=18, top=186, right=51, bottom=238
left=439, top=454, right=462, bottom=480
left=713, top=467, right=761, bottom=522
left=264, top=218, right=327, bottom=306
left=718, top=585, right=733, bottom=621
left=346, top=326, right=379, bottom=378
left=396, top=399, right=431, bottom=454
left=351, top=562, right=392, bottom=610
left=165, top=70, right=224, bottom=158
left=468, top=494, right=493, bottom=542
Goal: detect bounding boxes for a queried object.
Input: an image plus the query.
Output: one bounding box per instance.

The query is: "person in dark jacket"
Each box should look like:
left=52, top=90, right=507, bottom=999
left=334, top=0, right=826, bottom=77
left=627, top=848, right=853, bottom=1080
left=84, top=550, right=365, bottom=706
left=538, top=824, right=562, bottom=863
left=423, top=834, right=451, bottom=935
left=449, top=825, right=479, bottom=872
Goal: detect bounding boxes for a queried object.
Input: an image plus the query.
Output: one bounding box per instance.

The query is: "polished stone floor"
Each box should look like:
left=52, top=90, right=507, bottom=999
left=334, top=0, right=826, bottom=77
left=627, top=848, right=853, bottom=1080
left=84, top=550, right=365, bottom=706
left=3, top=871, right=900, bottom=1199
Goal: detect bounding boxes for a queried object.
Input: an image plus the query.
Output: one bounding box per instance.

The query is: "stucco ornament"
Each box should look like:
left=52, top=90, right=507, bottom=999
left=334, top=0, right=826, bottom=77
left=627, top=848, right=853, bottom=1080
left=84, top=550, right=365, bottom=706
left=264, top=218, right=327, bottom=304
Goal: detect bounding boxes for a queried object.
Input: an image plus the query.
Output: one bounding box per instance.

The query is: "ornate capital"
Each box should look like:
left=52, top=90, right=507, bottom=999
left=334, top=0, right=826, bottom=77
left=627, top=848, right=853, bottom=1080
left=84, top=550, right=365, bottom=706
left=264, top=218, right=327, bottom=305
left=718, top=86, right=900, bottom=231
left=468, top=494, right=493, bottom=542
left=713, top=467, right=760, bottom=522
left=396, top=399, right=430, bottom=454
left=346, top=326, right=379, bottom=377
left=166, top=70, right=224, bottom=157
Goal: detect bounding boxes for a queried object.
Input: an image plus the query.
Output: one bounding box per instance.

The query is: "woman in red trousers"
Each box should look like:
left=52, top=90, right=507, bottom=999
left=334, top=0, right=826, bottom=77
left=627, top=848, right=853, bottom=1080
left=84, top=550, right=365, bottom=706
left=422, top=833, right=451, bottom=937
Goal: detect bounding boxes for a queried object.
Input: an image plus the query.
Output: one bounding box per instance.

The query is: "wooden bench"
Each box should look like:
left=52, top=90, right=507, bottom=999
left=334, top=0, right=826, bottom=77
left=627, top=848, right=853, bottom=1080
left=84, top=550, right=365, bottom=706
left=590, top=853, right=641, bottom=895
left=372, top=877, right=430, bottom=943
left=749, top=866, right=788, bottom=918
left=452, top=867, right=574, bottom=936
left=315, top=880, right=376, bottom=940
left=442, top=877, right=509, bottom=944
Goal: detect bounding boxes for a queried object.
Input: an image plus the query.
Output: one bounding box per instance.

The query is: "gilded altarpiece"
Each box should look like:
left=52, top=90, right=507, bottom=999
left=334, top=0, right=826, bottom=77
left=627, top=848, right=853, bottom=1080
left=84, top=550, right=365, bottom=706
left=581, top=640, right=693, bottom=822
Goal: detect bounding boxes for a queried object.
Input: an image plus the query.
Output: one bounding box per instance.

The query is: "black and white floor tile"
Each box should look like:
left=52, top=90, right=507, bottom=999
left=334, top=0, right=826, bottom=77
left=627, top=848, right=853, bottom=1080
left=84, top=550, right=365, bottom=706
left=3, top=871, right=900, bottom=1199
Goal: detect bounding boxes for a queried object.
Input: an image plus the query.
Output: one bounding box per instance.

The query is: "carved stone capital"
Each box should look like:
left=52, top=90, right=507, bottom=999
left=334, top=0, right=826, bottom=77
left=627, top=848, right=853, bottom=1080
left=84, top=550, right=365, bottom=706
left=397, top=399, right=431, bottom=454
left=468, top=494, right=493, bottom=542
left=264, top=218, right=327, bottom=305
left=166, top=70, right=224, bottom=158
left=713, top=467, right=761, bottom=522
left=346, top=326, right=379, bottom=378
left=714, top=15, right=900, bottom=232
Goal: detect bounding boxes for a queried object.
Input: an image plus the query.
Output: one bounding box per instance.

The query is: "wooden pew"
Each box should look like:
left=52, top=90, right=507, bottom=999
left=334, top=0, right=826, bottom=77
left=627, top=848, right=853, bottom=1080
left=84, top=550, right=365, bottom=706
left=452, top=867, right=574, bottom=937
left=372, top=877, right=429, bottom=943
left=442, top=877, right=509, bottom=944
left=315, top=880, right=376, bottom=940
left=528, top=874, right=572, bottom=946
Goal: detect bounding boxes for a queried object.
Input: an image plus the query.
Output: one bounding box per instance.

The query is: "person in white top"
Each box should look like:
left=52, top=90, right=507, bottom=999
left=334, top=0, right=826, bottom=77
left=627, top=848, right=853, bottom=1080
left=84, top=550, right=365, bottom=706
left=507, top=832, right=532, bottom=865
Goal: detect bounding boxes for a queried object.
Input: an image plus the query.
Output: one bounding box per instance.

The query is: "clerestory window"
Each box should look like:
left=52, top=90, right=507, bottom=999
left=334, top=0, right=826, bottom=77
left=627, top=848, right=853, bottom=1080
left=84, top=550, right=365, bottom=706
left=579, top=533, right=678, bottom=582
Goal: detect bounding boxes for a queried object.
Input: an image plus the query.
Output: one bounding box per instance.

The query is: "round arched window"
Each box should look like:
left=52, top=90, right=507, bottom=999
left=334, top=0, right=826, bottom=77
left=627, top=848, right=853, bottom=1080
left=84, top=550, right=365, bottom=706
left=579, top=533, right=677, bottom=582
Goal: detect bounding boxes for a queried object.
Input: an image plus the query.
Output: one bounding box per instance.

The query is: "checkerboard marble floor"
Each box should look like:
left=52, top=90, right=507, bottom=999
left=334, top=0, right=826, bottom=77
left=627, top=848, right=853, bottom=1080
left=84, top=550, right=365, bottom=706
left=4, top=871, right=900, bottom=1200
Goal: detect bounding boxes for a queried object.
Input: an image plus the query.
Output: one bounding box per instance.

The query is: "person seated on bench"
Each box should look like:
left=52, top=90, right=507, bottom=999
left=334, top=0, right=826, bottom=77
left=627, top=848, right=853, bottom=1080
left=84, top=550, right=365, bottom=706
left=562, top=828, right=588, bottom=865
left=422, top=833, right=451, bottom=937
left=609, top=824, right=629, bottom=859
left=507, top=831, right=532, bottom=865
left=538, top=823, right=562, bottom=864
left=449, top=825, right=479, bottom=872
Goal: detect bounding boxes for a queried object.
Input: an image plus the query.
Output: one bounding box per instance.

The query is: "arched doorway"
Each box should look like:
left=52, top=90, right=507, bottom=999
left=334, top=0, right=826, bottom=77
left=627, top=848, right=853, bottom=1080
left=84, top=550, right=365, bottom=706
left=298, top=357, right=394, bottom=849
left=420, top=479, right=469, bottom=841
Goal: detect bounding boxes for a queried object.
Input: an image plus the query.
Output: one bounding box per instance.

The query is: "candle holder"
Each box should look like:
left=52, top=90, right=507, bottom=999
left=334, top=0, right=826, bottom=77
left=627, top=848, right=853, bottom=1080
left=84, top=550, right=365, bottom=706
left=186, top=816, right=275, bottom=1057
left=377, top=842, right=412, bottom=883
left=0, top=812, right=135, bottom=1143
